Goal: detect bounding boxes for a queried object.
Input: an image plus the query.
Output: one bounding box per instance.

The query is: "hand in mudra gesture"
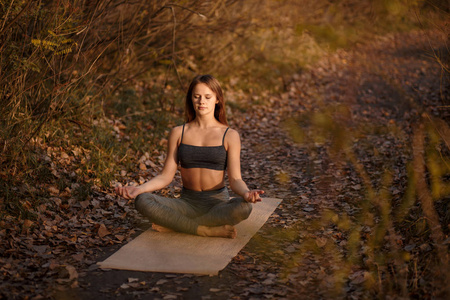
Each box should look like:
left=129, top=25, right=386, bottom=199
left=244, top=190, right=264, bottom=203
left=115, top=183, right=141, bottom=200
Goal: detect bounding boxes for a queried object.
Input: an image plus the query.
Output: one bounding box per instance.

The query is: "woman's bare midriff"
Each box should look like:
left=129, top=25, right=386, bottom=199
left=181, top=167, right=225, bottom=191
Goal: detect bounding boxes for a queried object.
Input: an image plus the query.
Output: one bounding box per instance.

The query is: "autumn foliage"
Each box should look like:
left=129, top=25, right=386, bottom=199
left=0, top=0, right=449, bottom=299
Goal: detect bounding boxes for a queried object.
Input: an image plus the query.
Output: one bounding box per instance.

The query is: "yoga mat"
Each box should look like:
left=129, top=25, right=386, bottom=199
left=98, top=197, right=282, bottom=275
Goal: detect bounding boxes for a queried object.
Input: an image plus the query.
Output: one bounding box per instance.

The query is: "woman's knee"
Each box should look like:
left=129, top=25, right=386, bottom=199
left=229, top=200, right=252, bottom=224
left=240, top=201, right=253, bottom=219
left=135, top=193, right=156, bottom=212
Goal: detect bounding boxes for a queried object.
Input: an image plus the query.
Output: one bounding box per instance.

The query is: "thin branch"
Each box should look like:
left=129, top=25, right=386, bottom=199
left=168, top=5, right=184, bottom=91
left=0, top=0, right=33, bottom=38
left=0, top=0, right=15, bottom=33
left=166, top=3, right=207, bottom=19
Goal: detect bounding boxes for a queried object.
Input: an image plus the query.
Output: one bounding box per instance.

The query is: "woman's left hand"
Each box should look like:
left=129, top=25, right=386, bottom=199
left=244, top=190, right=264, bottom=203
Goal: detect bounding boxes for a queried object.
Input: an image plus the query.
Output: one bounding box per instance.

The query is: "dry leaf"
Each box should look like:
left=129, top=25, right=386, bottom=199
left=48, top=186, right=60, bottom=196
left=65, top=265, right=78, bottom=281
left=316, top=237, right=327, bottom=248
left=23, top=219, right=34, bottom=229
left=97, top=224, right=110, bottom=238
left=156, top=279, right=168, bottom=285
left=72, top=253, right=84, bottom=262
left=145, top=159, right=157, bottom=168
left=115, top=234, right=125, bottom=242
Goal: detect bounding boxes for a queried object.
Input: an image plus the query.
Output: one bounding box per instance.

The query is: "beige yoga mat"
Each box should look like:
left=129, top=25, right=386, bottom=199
left=98, top=197, right=282, bottom=275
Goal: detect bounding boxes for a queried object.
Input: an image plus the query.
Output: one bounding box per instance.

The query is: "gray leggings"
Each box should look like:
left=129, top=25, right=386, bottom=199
left=134, top=187, right=252, bottom=235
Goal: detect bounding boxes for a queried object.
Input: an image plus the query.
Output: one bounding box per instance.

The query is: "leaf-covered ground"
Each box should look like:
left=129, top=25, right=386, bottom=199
left=1, top=29, right=448, bottom=299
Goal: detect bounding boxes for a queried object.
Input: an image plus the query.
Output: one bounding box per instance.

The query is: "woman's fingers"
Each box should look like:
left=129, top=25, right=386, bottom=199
left=123, top=187, right=133, bottom=199
left=253, top=190, right=264, bottom=202
left=115, top=185, right=132, bottom=199
left=246, top=190, right=264, bottom=203
left=254, top=192, right=262, bottom=202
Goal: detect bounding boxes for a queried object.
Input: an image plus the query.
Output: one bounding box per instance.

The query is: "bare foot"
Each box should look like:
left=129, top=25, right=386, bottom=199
left=197, top=225, right=237, bottom=239
left=152, top=224, right=174, bottom=233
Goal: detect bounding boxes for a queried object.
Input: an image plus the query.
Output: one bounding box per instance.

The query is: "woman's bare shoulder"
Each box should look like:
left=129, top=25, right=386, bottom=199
left=171, top=124, right=184, bottom=133
left=168, top=125, right=184, bottom=141
left=225, top=127, right=240, bottom=145
left=226, top=127, right=239, bottom=136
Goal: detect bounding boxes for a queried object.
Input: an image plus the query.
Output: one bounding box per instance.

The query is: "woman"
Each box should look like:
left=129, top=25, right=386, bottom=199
left=115, top=74, right=264, bottom=238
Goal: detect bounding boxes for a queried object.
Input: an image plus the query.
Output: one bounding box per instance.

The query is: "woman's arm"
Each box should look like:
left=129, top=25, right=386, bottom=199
left=115, top=126, right=181, bottom=199
left=226, top=129, right=264, bottom=203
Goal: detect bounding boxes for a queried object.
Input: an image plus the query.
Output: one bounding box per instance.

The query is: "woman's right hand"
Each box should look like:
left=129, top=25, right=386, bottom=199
left=115, top=184, right=142, bottom=199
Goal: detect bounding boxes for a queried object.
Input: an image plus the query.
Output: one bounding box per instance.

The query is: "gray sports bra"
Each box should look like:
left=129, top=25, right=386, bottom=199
left=177, top=124, right=229, bottom=171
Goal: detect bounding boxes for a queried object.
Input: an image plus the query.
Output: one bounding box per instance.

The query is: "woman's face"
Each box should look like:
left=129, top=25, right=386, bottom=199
left=192, top=83, right=218, bottom=116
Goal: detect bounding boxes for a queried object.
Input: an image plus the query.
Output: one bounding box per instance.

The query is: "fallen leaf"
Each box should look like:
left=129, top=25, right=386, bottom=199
left=350, top=271, right=369, bottom=285
left=48, top=186, right=60, bottom=196
left=404, top=244, right=416, bottom=251
left=262, top=273, right=277, bottom=285
left=316, top=237, right=327, bottom=248
left=65, top=264, right=78, bottom=281
left=145, top=159, right=157, bottom=168
left=97, top=224, right=110, bottom=238
left=23, top=219, right=34, bottom=229
left=156, top=279, right=168, bottom=285
left=33, top=245, right=48, bottom=255
left=115, top=234, right=125, bottom=241
left=72, top=253, right=84, bottom=262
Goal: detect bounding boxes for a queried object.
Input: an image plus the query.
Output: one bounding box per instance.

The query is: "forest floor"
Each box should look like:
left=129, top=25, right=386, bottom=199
left=1, top=29, right=448, bottom=299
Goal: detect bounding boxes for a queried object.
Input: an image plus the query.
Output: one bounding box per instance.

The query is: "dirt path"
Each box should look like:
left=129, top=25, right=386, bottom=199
left=224, top=29, right=447, bottom=299
left=2, top=29, right=446, bottom=300
left=66, top=29, right=448, bottom=300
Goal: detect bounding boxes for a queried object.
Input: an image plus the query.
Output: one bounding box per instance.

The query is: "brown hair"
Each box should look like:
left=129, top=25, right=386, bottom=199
left=185, top=74, right=228, bottom=125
